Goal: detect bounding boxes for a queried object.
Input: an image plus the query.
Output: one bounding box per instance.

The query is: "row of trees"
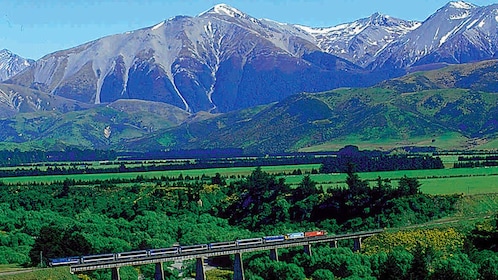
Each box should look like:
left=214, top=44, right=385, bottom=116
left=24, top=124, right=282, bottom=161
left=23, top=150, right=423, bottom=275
left=0, top=148, right=116, bottom=166
left=453, top=160, right=498, bottom=168
left=320, top=155, right=444, bottom=173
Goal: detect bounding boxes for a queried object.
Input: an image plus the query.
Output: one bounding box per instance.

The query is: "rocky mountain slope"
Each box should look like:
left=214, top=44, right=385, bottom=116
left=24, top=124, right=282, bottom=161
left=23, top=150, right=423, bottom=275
left=0, top=83, right=91, bottom=118
left=0, top=49, right=33, bottom=82
left=296, top=12, right=421, bottom=67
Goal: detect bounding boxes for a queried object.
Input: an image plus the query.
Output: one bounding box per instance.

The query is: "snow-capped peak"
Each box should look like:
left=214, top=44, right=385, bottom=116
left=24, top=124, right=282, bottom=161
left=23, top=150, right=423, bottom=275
left=199, top=4, right=247, bottom=19
left=0, top=49, right=33, bottom=81
left=368, top=12, right=390, bottom=24
left=0, top=49, right=11, bottom=55
left=448, top=1, right=475, bottom=9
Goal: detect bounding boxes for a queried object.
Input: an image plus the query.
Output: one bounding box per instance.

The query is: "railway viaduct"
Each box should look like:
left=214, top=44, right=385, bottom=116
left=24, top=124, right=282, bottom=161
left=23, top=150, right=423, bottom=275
left=70, top=229, right=383, bottom=280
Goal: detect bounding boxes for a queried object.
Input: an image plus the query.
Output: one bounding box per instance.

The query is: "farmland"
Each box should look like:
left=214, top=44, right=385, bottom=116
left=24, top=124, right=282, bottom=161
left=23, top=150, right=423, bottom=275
left=2, top=162, right=497, bottom=196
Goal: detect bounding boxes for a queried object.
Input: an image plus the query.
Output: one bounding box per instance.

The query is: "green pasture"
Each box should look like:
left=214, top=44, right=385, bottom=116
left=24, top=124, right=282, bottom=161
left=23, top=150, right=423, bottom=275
left=418, top=176, right=498, bottom=195
left=299, top=132, right=469, bottom=152
left=0, top=164, right=321, bottom=185
left=283, top=166, right=498, bottom=195
left=1, top=162, right=497, bottom=196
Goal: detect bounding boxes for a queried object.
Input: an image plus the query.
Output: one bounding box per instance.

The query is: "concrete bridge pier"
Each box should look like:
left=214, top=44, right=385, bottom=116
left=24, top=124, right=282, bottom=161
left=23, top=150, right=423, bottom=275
left=353, top=237, right=362, bottom=252
left=233, top=252, right=245, bottom=280
left=111, top=267, right=120, bottom=280
left=270, top=248, right=279, bottom=261
left=154, top=262, right=165, bottom=280
left=330, top=240, right=338, bottom=248
left=196, top=258, right=206, bottom=280
left=304, top=244, right=312, bottom=256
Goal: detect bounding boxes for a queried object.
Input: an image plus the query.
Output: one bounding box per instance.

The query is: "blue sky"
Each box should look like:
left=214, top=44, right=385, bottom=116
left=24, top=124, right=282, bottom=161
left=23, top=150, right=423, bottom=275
left=1, top=0, right=496, bottom=60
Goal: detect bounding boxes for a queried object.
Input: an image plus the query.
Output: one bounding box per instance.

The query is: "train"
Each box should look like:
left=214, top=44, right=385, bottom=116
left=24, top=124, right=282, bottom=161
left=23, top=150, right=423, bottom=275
left=49, top=230, right=326, bottom=266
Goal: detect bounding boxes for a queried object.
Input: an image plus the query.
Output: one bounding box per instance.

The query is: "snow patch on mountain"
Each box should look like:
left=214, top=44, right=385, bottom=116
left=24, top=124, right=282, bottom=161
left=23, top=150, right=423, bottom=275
left=212, top=4, right=246, bottom=18
left=450, top=1, right=475, bottom=9
left=152, top=21, right=165, bottom=30
left=199, top=4, right=247, bottom=19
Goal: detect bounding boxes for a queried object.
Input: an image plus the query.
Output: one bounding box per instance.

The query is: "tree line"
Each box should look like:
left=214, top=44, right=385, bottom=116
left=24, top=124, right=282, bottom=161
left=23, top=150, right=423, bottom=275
left=0, top=148, right=116, bottom=167
left=320, top=154, right=444, bottom=173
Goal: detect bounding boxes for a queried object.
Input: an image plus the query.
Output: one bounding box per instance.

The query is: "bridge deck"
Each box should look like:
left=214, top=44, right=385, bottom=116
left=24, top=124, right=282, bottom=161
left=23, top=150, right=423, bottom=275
left=70, top=229, right=383, bottom=273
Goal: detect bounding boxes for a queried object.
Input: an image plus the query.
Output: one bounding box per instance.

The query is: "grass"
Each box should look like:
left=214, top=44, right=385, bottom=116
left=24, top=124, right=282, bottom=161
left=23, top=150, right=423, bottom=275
left=0, top=266, right=77, bottom=280
left=454, top=193, right=498, bottom=217
left=477, top=136, right=498, bottom=149
left=298, top=132, right=468, bottom=152
left=283, top=166, right=498, bottom=195
left=0, top=265, right=24, bottom=273
left=418, top=175, right=498, bottom=195
left=206, top=269, right=233, bottom=280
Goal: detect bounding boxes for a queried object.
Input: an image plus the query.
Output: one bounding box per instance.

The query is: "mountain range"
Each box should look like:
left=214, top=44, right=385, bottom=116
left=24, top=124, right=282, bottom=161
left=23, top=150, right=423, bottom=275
left=1, top=1, right=498, bottom=153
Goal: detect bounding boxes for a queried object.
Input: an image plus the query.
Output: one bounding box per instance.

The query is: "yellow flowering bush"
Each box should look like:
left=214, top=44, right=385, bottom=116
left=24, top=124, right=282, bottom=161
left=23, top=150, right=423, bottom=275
left=363, top=227, right=464, bottom=255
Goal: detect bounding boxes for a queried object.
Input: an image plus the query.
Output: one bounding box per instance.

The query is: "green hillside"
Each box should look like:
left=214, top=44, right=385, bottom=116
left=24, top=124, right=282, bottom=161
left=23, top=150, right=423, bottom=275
left=0, top=100, right=192, bottom=151
left=133, top=87, right=498, bottom=153
left=380, top=59, right=498, bottom=93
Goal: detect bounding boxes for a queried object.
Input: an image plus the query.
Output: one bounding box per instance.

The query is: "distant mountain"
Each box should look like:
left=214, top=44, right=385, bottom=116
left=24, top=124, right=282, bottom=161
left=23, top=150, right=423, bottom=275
left=0, top=49, right=33, bottom=81
left=123, top=59, right=498, bottom=153
left=296, top=12, right=421, bottom=67
left=2, top=2, right=498, bottom=153
left=371, top=2, right=498, bottom=70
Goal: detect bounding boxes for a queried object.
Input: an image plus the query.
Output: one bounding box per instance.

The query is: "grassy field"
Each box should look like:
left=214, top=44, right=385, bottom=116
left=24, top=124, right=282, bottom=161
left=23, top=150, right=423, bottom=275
left=283, top=166, right=498, bottom=195
left=454, top=193, right=498, bottom=217
left=1, top=163, right=497, bottom=196
left=298, top=132, right=472, bottom=152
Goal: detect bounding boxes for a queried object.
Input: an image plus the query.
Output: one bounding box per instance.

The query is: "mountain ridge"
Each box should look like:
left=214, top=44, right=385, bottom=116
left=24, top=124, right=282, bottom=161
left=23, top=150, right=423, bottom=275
left=7, top=1, right=498, bottom=114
